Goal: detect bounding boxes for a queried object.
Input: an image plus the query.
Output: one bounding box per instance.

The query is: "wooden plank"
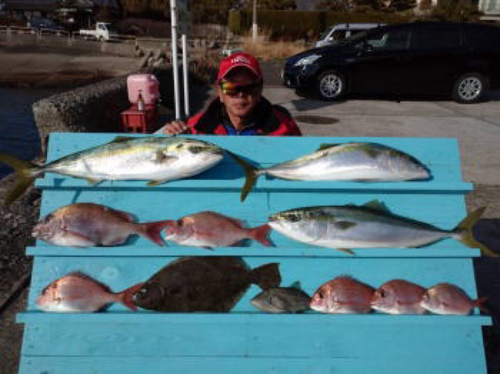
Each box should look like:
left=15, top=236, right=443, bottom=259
left=18, top=353, right=487, bottom=374
left=24, top=256, right=485, bottom=314
left=18, top=312, right=492, bottom=326
left=25, top=245, right=482, bottom=258
left=18, top=320, right=488, bottom=357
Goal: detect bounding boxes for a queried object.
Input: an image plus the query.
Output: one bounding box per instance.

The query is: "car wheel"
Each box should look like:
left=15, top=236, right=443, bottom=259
left=316, top=70, right=346, bottom=100
left=452, top=73, right=488, bottom=104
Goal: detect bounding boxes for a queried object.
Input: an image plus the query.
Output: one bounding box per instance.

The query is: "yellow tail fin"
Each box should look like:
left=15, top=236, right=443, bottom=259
left=455, top=207, right=498, bottom=257
left=225, top=151, right=259, bottom=202
left=0, top=152, right=40, bottom=206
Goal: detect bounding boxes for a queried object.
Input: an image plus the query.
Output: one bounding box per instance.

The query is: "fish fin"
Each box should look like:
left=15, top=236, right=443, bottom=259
left=139, top=220, right=175, bottom=246
left=455, top=207, right=498, bottom=257
left=112, top=136, right=136, bottom=143
left=84, top=177, right=103, bottom=185
left=147, top=179, right=171, bottom=186
left=59, top=230, right=97, bottom=247
left=250, top=263, right=281, bottom=290
left=363, top=199, right=390, bottom=212
left=474, top=297, right=489, bottom=314
left=153, top=151, right=178, bottom=164
left=317, top=143, right=339, bottom=151
left=249, top=224, right=272, bottom=246
left=0, top=152, right=40, bottom=206
left=115, top=282, right=145, bottom=311
left=225, top=151, right=259, bottom=202
left=289, top=281, right=302, bottom=290
left=338, top=248, right=356, bottom=255
left=333, top=221, right=357, bottom=230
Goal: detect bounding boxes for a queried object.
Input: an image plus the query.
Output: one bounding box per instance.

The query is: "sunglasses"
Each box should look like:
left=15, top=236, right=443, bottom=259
left=219, top=81, right=261, bottom=96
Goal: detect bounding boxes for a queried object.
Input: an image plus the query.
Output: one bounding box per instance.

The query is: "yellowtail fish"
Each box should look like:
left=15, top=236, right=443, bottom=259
left=33, top=203, right=171, bottom=247
left=36, top=272, right=143, bottom=313
left=268, top=201, right=496, bottom=256
left=234, top=142, right=430, bottom=201
left=0, top=136, right=224, bottom=205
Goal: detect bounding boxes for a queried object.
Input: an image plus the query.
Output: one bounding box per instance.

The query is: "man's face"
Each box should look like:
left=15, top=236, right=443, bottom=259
left=218, top=68, right=262, bottom=120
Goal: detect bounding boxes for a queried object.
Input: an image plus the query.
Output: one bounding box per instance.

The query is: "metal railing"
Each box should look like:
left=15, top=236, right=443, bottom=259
left=40, top=28, right=71, bottom=38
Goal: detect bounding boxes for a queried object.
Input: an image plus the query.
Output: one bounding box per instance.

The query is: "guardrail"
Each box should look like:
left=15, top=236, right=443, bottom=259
left=40, top=28, right=71, bottom=38
left=8, top=26, right=37, bottom=35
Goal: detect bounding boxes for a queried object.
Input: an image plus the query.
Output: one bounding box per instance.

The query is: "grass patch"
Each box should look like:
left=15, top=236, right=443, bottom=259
left=240, top=32, right=308, bottom=61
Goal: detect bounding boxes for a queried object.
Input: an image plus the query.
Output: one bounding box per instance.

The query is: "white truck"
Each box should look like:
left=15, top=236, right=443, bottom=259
left=79, top=22, right=119, bottom=42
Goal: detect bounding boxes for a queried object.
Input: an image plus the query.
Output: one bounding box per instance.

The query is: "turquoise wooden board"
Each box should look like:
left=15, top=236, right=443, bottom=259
left=18, top=133, right=490, bottom=374
left=25, top=256, right=484, bottom=314
left=17, top=352, right=487, bottom=374
left=17, top=319, right=489, bottom=357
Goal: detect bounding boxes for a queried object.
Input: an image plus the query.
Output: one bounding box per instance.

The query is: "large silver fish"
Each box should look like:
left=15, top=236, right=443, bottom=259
left=0, top=136, right=224, bottom=205
left=236, top=143, right=430, bottom=201
left=268, top=201, right=496, bottom=256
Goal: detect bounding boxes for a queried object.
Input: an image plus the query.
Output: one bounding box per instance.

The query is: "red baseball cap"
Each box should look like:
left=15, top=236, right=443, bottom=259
left=217, top=52, right=263, bottom=84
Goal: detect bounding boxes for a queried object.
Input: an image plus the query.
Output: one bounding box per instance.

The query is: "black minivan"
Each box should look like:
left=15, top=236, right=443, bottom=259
left=282, top=22, right=500, bottom=103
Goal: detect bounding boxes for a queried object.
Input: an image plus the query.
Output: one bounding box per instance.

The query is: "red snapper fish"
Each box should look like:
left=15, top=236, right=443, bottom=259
left=163, top=211, right=272, bottom=249
left=421, top=283, right=488, bottom=315
left=32, top=203, right=171, bottom=247
left=310, top=275, right=374, bottom=314
left=371, top=279, right=427, bottom=314
left=36, top=272, right=143, bottom=313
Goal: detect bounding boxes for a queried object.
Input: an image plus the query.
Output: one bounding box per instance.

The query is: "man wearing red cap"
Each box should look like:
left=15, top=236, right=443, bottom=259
left=164, top=52, right=301, bottom=136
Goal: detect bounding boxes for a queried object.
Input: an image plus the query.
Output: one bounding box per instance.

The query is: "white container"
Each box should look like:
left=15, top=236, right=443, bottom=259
left=127, top=74, right=160, bottom=105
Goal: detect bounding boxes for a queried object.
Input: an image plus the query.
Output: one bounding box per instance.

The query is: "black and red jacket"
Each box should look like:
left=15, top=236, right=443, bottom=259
left=185, top=97, right=302, bottom=136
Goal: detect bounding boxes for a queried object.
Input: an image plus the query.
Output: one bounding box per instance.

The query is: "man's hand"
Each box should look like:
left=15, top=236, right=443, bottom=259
left=163, top=120, right=189, bottom=135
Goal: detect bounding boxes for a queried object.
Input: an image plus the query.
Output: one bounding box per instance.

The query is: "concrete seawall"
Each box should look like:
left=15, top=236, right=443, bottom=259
left=33, top=76, right=130, bottom=152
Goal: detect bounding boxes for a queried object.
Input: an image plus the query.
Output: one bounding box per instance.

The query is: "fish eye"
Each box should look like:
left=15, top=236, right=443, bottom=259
left=189, top=146, right=204, bottom=154
left=177, top=219, right=183, bottom=227
left=287, top=213, right=301, bottom=222
left=379, top=289, right=386, bottom=298
left=317, top=290, right=324, bottom=299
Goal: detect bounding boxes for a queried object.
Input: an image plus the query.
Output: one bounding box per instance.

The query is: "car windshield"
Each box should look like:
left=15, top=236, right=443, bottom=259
left=337, top=30, right=371, bottom=46
left=319, top=27, right=333, bottom=40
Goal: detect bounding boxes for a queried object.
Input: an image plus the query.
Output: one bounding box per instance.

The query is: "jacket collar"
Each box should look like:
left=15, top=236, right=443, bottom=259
left=193, top=97, right=280, bottom=134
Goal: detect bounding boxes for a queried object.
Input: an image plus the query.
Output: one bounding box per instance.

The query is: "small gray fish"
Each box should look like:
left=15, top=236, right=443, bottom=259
left=132, top=257, right=281, bottom=312
left=0, top=136, right=224, bottom=205
left=236, top=142, right=430, bottom=201
left=268, top=201, right=496, bottom=256
left=251, top=282, right=311, bottom=313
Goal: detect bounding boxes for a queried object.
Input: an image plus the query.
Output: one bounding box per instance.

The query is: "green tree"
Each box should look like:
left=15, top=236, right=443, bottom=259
left=388, top=0, right=416, bottom=11
left=353, top=0, right=386, bottom=11
left=314, top=0, right=351, bottom=11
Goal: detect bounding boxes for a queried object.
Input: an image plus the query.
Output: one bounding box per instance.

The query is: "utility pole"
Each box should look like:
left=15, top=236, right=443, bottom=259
left=170, top=0, right=180, bottom=120
left=252, top=0, right=257, bottom=42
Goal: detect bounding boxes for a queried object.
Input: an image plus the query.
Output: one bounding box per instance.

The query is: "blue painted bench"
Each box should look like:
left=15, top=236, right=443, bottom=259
left=17, top=133, right=491, bottom=374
